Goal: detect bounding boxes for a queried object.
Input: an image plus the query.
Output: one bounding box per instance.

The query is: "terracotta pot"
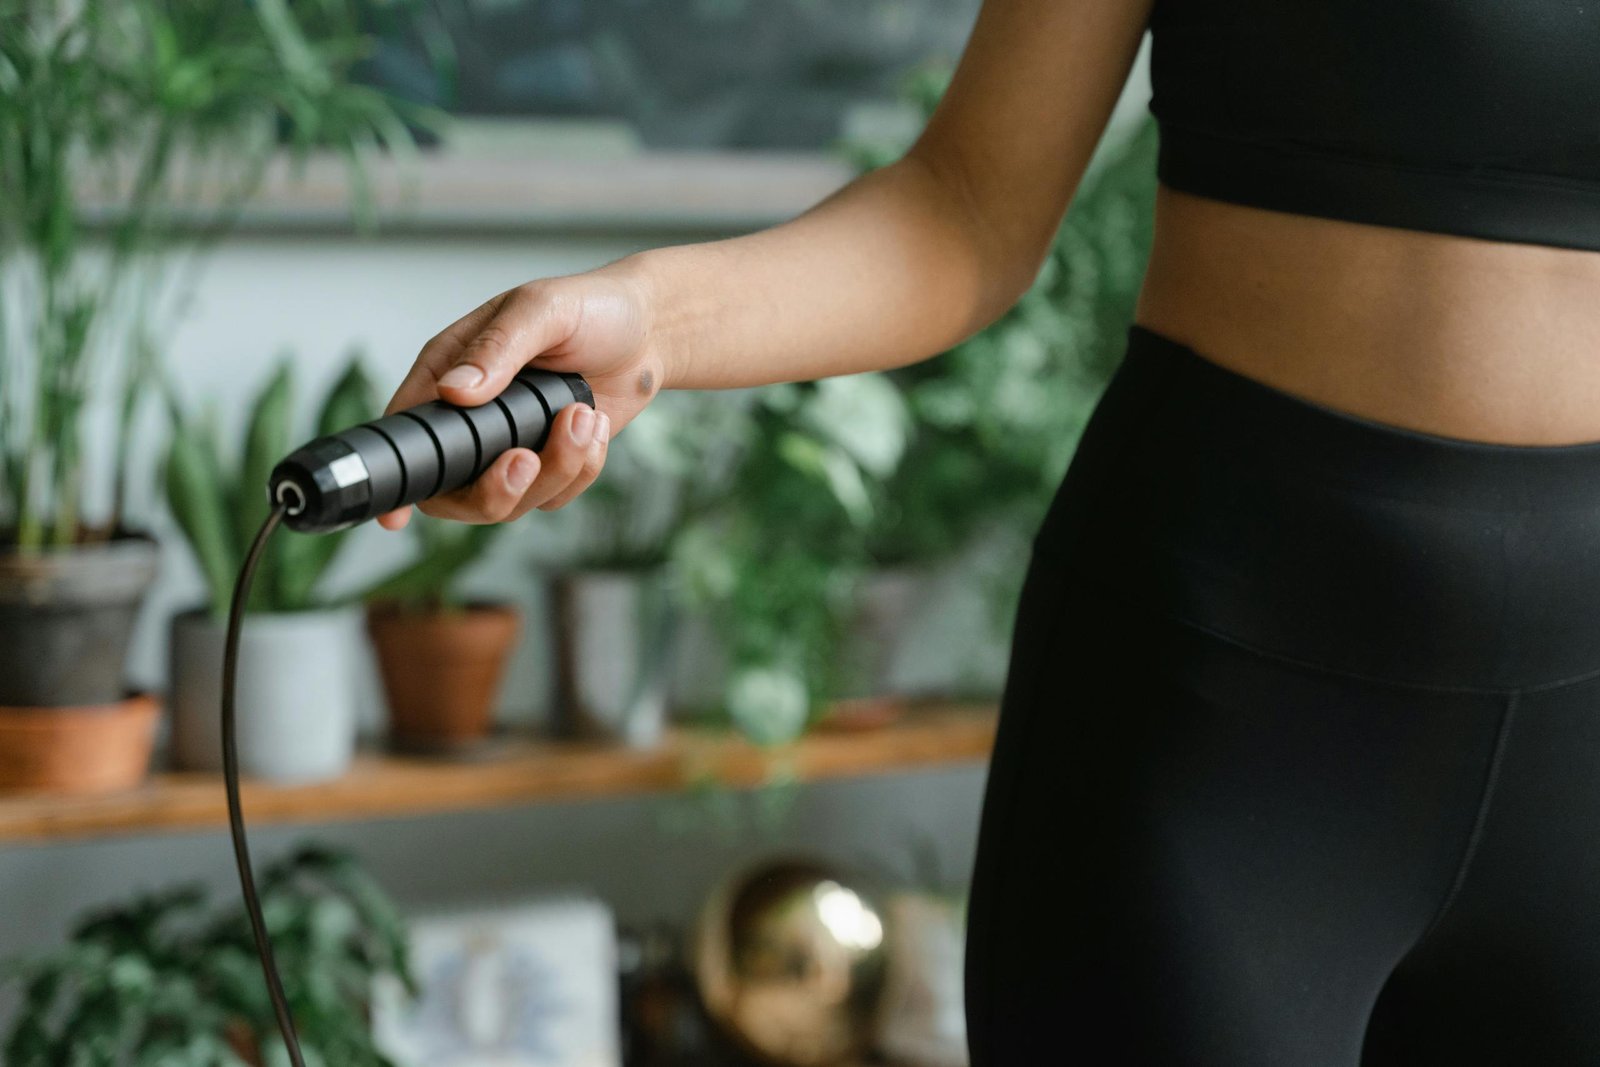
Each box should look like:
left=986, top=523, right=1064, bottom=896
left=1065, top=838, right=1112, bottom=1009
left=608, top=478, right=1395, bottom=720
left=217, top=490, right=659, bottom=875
left=366, top=601, right=520, bottom=753
left=0, top=693, right=158, bottom=794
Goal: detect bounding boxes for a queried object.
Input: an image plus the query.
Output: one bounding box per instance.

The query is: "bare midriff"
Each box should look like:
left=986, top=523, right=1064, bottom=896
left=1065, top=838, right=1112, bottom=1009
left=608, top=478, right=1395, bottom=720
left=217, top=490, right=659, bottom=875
left=1135, top=185, right=1600, bottom=446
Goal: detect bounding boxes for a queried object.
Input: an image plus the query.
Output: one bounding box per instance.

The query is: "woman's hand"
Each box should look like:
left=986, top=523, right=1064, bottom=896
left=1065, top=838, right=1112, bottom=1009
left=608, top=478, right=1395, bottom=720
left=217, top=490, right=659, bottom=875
left=376, top=267, right=664, bottom=529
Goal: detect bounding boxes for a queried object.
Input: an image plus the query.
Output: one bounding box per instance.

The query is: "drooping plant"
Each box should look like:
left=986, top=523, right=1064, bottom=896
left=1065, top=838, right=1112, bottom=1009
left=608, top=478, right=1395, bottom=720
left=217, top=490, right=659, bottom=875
left=2, top=844, right=415, bottom=1067
left=0, top=0, right=427, bottom=553
left=165, top=351, right=379, bottom=618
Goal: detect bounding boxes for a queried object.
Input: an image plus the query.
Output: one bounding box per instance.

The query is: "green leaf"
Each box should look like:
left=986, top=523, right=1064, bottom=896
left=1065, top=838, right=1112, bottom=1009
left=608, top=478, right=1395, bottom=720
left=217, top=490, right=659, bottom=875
left=235, top=359, right=292, bottom=537
left=164, top=414, right=239, bottom=619
left=315, top=353, right=378, bottom=440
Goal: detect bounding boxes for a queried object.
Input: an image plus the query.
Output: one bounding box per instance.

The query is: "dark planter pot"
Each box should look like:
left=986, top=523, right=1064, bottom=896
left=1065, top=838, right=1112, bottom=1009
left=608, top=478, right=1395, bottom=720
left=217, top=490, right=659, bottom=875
left=366, top=600, right=521, bottom=755
left=0, top=534, right=160, bottom=707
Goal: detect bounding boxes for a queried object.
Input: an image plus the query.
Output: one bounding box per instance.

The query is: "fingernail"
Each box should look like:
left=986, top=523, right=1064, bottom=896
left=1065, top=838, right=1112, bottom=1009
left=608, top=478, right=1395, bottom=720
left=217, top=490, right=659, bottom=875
left=439, top=364, right=485, bottom=390
left=508, top=453, right=538, bottom=492
left=571, top=405, right=596, bottom=445
left=597, top=413, right=611, bottom=444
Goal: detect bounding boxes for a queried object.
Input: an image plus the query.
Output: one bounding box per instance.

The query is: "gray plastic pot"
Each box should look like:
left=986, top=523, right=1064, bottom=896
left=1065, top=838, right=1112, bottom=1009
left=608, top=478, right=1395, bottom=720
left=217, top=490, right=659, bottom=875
left=547, top=567, right=676, bottom=747
left=0, top=534, right=159, bottom=706
left=169, top=606, right=360, bottom=782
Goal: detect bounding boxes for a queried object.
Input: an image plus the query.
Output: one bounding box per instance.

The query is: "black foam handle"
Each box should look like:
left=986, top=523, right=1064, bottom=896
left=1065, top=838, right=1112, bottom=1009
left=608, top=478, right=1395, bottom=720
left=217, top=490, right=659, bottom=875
left=269, top=369, right=593, bottom=533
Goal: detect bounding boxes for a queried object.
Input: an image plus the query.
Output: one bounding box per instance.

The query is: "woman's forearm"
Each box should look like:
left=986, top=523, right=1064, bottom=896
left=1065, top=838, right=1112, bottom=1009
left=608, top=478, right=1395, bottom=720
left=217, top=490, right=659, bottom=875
left=380, top=0, right=1153, bottom=526
left=608, top=153, right=1032, bottom=391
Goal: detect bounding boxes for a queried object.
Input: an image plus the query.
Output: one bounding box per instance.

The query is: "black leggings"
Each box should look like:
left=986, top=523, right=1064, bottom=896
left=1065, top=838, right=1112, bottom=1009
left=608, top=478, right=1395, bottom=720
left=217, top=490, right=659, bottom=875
left=964, top=325, right=1600, bottom=1066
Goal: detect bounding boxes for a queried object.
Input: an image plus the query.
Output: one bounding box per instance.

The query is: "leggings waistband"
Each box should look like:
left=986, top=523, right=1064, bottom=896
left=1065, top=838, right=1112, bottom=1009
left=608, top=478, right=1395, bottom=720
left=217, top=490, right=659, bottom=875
left=1036, top=325, right=1600, bottom=692
left=1121, top=325, right=1600, bottom=511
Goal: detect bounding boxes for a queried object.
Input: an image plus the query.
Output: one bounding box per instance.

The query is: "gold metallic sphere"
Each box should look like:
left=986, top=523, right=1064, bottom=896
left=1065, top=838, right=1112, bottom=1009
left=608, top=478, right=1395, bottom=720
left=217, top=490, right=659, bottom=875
left=693, top=857, right=889, bottom=1066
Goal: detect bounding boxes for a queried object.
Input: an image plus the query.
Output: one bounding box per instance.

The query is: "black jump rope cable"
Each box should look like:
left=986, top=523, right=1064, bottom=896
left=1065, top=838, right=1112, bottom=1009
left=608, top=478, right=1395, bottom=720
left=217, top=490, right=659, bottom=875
left=222, top=368, right=593, bottom=1065
left=224, top=501, right=305, bottom=1066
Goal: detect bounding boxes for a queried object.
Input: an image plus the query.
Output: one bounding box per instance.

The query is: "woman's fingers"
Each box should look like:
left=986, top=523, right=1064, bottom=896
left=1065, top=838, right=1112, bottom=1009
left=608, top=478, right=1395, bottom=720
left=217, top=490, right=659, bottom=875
left=407, top=404, right=606, bottom=524
left=376, top=505, right=412, bottom=531
left=416, top=449, right=542, bottom=524
left=509, top=403, right=601, bottom=513
left=531, top=411, right=610, bottom=514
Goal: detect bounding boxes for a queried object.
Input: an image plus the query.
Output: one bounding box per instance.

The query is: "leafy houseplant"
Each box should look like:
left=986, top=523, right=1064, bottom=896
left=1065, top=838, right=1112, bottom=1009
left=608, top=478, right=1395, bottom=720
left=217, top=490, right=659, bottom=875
left=2, top=844, right=414, bottom=1067
left=362, top=518, right=518, bottom=755
left=0, top=0, right=418, bottom=712
left=671, top=375, right=912, bottom=744
left=165, top=355, right=379, bottom=782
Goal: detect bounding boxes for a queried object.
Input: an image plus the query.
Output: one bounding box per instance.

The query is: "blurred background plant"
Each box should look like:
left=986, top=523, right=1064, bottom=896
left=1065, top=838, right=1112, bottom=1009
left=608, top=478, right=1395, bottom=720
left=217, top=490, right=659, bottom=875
left=0, top=0, right=429, bottom=552
left=672, top=375, right=911, bottom=744
left=165, top=351, right=379, bottom=618
left=653, top=64, right=1158, bottom=741
left=847, top=62, right=1159, bottom=587
left=2, top=844, right=413, bottom=1067
left=360, top=517, right=502, bottom=614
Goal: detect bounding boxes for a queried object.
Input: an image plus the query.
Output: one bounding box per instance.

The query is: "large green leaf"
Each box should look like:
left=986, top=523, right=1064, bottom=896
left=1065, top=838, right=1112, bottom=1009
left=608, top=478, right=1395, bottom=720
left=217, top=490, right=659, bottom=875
left=164, top=408, right=238, bottom=619
left=234, top=360, right=292, bottom=554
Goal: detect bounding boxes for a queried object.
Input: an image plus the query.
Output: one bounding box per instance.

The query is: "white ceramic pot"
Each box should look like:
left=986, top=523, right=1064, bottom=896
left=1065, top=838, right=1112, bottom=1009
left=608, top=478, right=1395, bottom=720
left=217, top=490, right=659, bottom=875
left=169, top=606, right=361, bottom=782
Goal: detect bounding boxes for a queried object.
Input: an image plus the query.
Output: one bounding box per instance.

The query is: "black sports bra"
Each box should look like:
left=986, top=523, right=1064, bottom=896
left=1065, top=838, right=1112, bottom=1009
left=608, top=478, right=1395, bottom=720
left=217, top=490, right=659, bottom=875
left=1147, top=0, right=1600, bottom=252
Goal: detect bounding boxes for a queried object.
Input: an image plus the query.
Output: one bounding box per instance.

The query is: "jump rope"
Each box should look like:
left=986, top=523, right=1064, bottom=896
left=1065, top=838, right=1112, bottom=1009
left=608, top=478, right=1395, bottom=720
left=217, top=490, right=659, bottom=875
left=224, top=369, right=593, bottom=1065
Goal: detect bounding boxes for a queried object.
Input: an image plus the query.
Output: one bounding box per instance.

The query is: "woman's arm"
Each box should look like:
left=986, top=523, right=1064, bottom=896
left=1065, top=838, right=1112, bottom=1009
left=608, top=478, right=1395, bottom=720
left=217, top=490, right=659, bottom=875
left=380, top=0, right=1152, bottom=527
left=641, top=0, right=1154, bottom=389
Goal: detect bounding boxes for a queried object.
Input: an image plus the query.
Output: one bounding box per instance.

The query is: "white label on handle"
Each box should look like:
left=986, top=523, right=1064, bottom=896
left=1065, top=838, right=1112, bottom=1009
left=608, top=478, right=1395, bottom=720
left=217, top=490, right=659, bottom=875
left=328, top=452, right=370, bottom=489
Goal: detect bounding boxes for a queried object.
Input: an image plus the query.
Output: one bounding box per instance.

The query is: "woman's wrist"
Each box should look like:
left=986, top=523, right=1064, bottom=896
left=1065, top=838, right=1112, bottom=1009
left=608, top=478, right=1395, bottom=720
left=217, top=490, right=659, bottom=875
left=598, top=248, right=696, bottom=393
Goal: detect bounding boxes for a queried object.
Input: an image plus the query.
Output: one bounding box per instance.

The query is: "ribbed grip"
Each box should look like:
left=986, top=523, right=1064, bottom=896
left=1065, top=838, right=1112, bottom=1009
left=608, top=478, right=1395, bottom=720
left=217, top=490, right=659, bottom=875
left=269, top=370, right=591, bottom=533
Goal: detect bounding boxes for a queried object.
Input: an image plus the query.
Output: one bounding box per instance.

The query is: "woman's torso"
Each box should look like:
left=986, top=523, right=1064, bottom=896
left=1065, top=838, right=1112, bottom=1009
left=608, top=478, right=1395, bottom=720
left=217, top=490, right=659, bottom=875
left=1137, top=0, right=1600, bottom=446
left=1135, top=186, right=1600, bottom=448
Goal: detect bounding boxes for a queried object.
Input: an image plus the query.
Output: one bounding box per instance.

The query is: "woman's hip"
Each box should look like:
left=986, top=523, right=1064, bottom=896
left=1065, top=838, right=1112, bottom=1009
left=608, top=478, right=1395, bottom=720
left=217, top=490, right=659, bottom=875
left=1031, top=324, right=1600, bottom=693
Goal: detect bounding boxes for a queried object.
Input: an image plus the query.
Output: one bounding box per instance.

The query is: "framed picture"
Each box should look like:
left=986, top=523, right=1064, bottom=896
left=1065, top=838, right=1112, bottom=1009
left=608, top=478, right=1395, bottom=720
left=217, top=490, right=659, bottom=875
left=373, top=895, right=621, bottom=1067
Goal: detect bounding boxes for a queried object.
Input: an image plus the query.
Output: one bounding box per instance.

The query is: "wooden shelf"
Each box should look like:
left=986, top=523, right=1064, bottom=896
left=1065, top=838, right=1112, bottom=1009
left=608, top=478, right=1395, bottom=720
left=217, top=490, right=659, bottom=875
left=85, top=148, right=855, bottom=237
left=0, top=703, right=995, bottom=844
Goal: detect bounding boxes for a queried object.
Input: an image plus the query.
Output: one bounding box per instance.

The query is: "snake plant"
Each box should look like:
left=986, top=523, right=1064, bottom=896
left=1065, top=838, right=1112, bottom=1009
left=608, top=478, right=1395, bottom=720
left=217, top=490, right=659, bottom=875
left=165, top=352, right=379, bottom=618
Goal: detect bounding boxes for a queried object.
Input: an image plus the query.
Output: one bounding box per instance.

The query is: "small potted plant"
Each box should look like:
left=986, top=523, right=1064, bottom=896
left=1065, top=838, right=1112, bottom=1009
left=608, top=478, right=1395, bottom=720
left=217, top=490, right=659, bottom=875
left=543, top=395, right=745, bottom=747
left=2, top=843, right=414, bottom=1066
left=165, top=355, right=378, bottom=782
left=363, top=518, right=519, bottom=755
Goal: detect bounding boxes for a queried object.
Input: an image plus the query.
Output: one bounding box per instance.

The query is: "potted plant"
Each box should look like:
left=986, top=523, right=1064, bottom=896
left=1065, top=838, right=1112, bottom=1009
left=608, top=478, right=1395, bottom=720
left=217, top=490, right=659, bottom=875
left=543, top=394, right=746, bottom=747
left=165, top=354, right=378, bottom=782
left=2, top=843, right=415, bottom=1066
left=0, top=2, right=420, bottom=790
left=363, top=518, right=518, bottom=755
left=671, top=375, right=911, bottom=743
